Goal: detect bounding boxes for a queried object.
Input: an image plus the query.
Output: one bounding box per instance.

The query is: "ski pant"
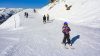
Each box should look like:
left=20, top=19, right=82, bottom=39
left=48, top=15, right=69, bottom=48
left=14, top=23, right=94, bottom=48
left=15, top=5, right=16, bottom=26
left=63, top=34, right=71, bottom=45
left=43, top=20, right=46, bottom=23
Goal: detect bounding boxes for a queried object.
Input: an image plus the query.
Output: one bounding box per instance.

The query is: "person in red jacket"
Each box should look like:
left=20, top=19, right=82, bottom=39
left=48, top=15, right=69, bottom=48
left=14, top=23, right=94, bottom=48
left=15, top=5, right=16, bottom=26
left=62, top=22, right=71, bottom=46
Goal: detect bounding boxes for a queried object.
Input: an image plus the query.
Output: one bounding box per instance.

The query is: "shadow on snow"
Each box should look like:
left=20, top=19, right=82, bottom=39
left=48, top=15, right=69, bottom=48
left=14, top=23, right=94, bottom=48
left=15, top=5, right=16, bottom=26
left=71, top=35, right=80, bottom=46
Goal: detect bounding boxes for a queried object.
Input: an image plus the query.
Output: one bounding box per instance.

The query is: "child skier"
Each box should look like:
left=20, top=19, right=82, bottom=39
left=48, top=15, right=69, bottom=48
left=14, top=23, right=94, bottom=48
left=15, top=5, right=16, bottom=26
left=62, top=22, right=71, bottom=46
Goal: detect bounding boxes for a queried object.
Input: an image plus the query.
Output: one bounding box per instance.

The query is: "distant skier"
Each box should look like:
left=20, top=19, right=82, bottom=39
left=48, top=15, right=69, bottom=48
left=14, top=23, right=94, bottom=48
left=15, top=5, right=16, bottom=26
left=65, top=4, right=68, bottom=10
left=47, top=14, right=49, bottom=21
left=26, top=12, right=28, bottom=18
left=43, top=15, right=46, bottom=24
left=67, top=5, right=72, bottom=10
left=24, top=12, right=28, bottom=18
left=62, top=22, right=71, bottom=46
left=65, top=4, right=72, bottom=10
left=24, top=12, right=27, bottom=18
left=34, top=9, right=36, bottom=13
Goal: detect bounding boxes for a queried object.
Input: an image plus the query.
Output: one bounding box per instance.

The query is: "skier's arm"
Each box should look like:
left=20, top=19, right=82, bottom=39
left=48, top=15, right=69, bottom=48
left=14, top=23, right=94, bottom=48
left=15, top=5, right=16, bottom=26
left=62, top=27, right=65, bottom=33
left=68, top=27, right=71, bottom=31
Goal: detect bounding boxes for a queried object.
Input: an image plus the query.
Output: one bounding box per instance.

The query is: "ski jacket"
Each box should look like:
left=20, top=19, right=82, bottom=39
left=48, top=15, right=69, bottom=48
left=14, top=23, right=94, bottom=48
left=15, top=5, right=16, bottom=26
left=62, top=26, right=71, bottom=34
left=43, top=16, right=46, bottom=20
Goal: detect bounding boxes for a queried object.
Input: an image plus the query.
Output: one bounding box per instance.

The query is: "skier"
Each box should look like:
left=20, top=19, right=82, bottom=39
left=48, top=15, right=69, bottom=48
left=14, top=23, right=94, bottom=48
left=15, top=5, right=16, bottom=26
left=65, top=4, right=68, bottom=10
left=67, top=5, right=72, bottom=10
left=43, top=15, right=46, bottom=24
left=24, top=12, right=28, bottom=18
left=34, top=9, right=36, bottom=13
left=47, top=14, right=49, bottom=21
left=26, top=12, right=28, bottom=18
left=24, top=12, right=27, bottom=18
left=62, top=22, right=71, bottom=46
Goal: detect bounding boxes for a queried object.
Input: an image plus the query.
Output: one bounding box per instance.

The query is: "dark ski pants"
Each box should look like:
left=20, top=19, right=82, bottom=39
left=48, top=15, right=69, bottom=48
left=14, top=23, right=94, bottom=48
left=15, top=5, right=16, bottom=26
left=63, top=34, right=71, bottom=45
left=43, top=20, right=46, bottom=23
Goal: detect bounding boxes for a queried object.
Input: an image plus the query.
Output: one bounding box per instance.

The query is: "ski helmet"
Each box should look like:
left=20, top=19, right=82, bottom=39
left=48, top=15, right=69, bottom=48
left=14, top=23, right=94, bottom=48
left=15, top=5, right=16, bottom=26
left=64, top=22, right=68, bottom=25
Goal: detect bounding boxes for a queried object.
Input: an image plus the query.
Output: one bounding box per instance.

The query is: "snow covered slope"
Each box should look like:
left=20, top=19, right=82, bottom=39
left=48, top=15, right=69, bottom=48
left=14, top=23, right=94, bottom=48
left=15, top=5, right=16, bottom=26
left=0, top=0, right=100, bottom=56
left=0, top=9, right=33, bottom=30
left=39, top=0, right=100, bottom=28
left=0, top=9, right=100, bottom=56
left=0, top=14, right=20, bottom=29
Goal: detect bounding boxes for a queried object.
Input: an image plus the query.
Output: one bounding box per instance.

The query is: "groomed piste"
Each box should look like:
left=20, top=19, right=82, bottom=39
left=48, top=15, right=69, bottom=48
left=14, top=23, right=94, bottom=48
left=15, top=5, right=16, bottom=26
left=0, top=0, right=100, bottom=56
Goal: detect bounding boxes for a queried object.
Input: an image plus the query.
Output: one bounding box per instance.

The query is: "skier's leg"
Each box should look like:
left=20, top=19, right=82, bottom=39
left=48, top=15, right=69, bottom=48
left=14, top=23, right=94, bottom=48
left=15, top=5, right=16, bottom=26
left=62, top=34, right=67, bottom=45
left=43, top=20, right=45, bottom=23
left=68, top=38, right=71, bottom=45
left=66, top=34, right=71, bottom=45
left=43, top=20, right=46, bottom=24
left=45, top=20, right=46, bottom=23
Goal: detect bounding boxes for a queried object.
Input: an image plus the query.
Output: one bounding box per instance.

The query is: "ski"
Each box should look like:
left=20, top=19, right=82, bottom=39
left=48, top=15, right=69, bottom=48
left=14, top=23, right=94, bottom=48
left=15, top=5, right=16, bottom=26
left=64, top=45, right=69, bottom=49
left=69, top=45, right=75, bottom=49
left=64, top=44, right=75, bottom=49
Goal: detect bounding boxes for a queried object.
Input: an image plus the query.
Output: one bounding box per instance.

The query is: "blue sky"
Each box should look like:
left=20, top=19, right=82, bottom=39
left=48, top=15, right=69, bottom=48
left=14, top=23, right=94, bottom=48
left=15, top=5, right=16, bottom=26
left=0, top=0, right=49, bottom=8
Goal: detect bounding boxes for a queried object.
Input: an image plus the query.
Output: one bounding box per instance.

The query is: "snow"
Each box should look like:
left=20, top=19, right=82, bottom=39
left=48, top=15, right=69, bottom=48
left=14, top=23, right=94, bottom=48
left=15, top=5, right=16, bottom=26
left=0, top=0, right=100, bottom=56
left=39, top=0, right=100, bottom=28
left=0, top=8, right=24, bottom=26
left=0, top=8, right=23, bottom=15
left=0, top=9, right=31, bottom=30
left=0, top=14, right=20, bottom=29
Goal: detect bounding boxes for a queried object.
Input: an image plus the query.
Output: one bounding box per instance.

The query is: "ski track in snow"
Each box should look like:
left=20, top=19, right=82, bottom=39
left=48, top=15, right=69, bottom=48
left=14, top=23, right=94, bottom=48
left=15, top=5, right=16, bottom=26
left=0, top=9, right=100, bottom=56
